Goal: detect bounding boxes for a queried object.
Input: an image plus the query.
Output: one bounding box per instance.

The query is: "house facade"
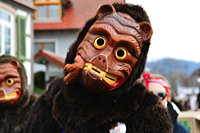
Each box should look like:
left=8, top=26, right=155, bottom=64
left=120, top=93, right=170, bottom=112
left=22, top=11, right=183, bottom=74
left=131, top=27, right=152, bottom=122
left=33, top=0, right=124, bottom=90
left=0, top=0, right=34, bottom=91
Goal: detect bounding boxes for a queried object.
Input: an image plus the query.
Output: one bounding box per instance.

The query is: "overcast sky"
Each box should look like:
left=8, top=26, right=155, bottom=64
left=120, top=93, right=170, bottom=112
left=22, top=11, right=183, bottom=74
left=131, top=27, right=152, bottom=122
left=126, top=0, right=200, bottom=62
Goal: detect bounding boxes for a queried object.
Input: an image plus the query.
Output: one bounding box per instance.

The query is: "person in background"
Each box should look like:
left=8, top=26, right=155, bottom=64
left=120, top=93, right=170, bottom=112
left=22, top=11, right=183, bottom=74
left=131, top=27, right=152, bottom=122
left=142, top=72, right=191, bottom=133
left=0, top=55, right=36, bottom=133
left=197, top=91, right=200, bottom=111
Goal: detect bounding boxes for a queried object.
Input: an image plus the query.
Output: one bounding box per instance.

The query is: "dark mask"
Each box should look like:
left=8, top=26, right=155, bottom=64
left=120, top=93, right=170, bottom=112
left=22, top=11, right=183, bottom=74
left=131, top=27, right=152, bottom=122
left=0, top=61, right=22, bottom=105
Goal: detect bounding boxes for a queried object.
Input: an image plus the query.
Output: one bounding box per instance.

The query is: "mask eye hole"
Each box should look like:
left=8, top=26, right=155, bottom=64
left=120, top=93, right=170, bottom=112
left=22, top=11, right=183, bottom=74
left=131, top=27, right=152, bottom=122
left=6, top=78, right=14, bottom=86
left=94, top=37, right=107, bottom=49
left=156, top=92, right=168, bottom=101
left=115, top=48, right=127, bottom=60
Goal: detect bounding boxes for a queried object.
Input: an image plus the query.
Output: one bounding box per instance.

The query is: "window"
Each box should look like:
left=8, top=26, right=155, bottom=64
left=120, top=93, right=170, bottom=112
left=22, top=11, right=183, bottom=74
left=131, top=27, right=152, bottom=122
left=34, top=43, right=42, bottom=54
left=0, top=8, right=13, bottom=55
left=34, top=42, right=55, bottom=54
left=38, top=5, right=47, bottom=18
left=49, top=5, right=59, bottom=18
left=0, top=9, right=11, bottom=22
left=34, top=0, right=62, bottom=20
left=5, top=27, right=11, bottom=54
left=45, top=42, right=55, bottom=52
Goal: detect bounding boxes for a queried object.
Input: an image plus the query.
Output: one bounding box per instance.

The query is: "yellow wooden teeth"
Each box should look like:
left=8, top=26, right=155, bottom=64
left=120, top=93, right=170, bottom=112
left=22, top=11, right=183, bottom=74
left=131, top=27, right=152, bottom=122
left=0, top=92, right=17, bottom=100
left=84, top=63, right=117, bottom=85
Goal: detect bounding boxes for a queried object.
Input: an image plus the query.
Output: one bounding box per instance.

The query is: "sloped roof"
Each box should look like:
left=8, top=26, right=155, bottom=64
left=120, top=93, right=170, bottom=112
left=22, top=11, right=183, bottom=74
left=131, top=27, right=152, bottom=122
left=34, top=49, right=65, bottom=67
left=34, top=0, right=124, bottom=30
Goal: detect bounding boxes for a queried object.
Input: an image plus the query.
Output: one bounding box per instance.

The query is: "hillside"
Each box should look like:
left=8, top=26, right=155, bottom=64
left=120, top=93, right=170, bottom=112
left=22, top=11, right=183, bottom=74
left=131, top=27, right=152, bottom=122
left=146, top=58, right=200, bottom=77
left=146, top=58, right=200, bottom=89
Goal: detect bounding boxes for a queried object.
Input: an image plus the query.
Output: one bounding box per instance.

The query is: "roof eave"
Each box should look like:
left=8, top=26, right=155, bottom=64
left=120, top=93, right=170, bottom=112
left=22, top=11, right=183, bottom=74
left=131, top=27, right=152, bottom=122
left=13, top=0, right=35, bottom=11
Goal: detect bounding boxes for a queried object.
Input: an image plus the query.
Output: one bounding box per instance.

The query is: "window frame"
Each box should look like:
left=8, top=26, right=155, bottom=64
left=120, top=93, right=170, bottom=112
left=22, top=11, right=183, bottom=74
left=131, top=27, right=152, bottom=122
left=34, top=41, right=56, bottom=54
left=34, top=0, right=62, bottom=20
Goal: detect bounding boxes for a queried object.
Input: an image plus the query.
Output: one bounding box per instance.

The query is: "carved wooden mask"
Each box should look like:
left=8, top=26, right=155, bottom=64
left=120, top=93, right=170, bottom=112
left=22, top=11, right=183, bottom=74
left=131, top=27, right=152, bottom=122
left=71, top=4, right=152, bottom=92
left=0, top=61, right=22, bottom=105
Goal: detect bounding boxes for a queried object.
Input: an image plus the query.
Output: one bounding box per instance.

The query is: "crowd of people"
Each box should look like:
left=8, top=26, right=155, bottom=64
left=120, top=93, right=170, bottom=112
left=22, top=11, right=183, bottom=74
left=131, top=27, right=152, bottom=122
left=141, top=72, right=191, bottom=133
left=1, top=54, right=196, bottom=133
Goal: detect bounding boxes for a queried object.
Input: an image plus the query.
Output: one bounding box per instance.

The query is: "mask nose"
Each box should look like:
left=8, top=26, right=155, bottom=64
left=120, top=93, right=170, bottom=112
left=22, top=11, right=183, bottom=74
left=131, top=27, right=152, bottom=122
left=0, top=89, right=5, bottom=96
left=91, top=54, right=107, bottom=71
left=0, top=87, right=13, bottom=96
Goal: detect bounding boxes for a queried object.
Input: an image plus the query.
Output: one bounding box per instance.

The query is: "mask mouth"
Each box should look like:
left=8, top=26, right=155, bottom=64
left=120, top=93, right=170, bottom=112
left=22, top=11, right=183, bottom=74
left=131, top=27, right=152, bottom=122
left=84, top=63, right=123, bottom=88
left=0, top=91, right=20, bottom=101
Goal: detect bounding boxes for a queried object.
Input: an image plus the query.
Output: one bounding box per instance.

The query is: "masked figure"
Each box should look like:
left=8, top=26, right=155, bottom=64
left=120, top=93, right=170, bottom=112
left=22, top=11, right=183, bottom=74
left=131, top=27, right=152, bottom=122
left=0, top=55, right=36, bottom=133
left=24, top=3, right=173, bottom=133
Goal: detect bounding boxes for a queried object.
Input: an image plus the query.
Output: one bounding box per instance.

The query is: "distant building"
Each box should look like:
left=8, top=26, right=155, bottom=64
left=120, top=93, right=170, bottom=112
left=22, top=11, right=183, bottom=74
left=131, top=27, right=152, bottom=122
left=175, top=69, right=200, bottom=111
left=0, top=0, right=34, bottom=91
left=33, top=0, right=124, bottom=90
left=191, top=68, right=200, bottom=88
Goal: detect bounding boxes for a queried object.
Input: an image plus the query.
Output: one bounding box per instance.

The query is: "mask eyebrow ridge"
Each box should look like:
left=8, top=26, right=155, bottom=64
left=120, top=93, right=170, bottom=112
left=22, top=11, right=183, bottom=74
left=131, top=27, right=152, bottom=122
left=89, top=23, right=141, bottom=55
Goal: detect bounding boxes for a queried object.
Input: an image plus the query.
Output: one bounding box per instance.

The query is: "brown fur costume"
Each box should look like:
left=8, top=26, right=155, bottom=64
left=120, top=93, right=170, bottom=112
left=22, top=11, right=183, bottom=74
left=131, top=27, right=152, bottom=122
left=24, top=3, right=173, bottom=133
left=0, top=55, right=36, bottom=133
